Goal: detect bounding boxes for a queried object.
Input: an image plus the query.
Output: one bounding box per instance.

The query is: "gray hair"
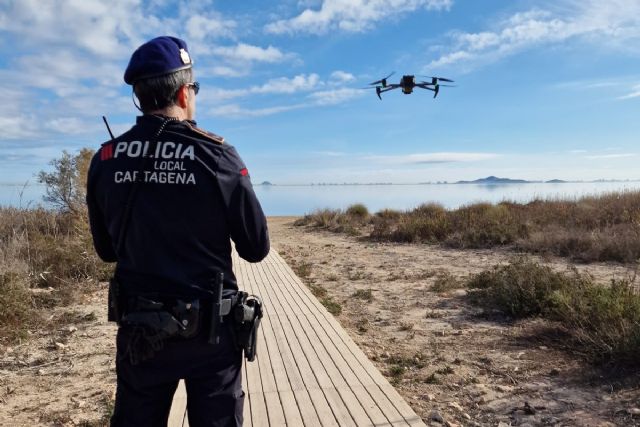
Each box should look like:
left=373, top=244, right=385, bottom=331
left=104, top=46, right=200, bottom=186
left=133, top=68, right=193, bottom=113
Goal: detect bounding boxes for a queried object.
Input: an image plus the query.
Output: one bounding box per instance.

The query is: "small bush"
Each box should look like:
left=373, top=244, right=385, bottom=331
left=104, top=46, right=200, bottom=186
left=345, top=203, right=369, bottom=218
left=352, top=288, right=373, bottom=302
left=292, top=260, right=312, bottom=279
left=468, top=257, right=640, bottom=366
left=431, top=272, right=462, bottom=293
left=467, top=257, right=583, bottom=318
left=321, top=297, right=342, bottom=315
left=389, top=365, right=405, bottom=377
left=0, top=271, right=34, bottom=340
left=550, top=279, right=640, bottom=364
left=424, top=373, right=441, bottom=384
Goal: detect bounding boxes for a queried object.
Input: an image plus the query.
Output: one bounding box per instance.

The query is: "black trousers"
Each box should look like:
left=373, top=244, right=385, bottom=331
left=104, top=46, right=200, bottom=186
left=111, top=321, right=244, bottom=427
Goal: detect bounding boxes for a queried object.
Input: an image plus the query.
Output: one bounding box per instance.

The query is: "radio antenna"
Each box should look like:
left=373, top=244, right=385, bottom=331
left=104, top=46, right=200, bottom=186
left=102, top=116, right=115, bottom=140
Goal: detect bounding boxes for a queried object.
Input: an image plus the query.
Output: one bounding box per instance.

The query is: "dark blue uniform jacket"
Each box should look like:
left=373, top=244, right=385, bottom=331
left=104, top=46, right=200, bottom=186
left=86, top=114, right=270, bottom=298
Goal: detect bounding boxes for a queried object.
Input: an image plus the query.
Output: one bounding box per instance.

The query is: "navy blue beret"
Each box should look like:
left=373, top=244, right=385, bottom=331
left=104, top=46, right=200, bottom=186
left=124, top=36, right=193, bottom=85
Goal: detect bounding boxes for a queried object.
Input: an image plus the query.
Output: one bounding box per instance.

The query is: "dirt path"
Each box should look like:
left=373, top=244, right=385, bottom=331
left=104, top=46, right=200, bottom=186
left=1, top=217, right=639, bottom=426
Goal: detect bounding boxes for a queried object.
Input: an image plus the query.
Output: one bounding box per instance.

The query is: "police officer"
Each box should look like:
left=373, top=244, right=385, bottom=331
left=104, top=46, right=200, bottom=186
left=86, top=36, right=270, bottom=426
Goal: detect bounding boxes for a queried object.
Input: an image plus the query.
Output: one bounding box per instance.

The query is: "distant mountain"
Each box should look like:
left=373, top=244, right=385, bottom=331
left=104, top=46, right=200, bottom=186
left=545, top=179, right=567, bottom=183
left=260, top=181, right=273, bottom=186
left=456, top=176, right=531, bottom=184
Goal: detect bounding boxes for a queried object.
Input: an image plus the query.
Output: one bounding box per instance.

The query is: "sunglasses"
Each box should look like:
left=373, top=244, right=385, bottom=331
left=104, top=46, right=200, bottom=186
left=185, top=81, right=200, bottom=95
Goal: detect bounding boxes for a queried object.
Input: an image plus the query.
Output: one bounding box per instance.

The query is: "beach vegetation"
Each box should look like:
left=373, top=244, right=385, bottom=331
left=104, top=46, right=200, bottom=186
left=468, top=257, right=640, bottom=365
left=0, top=149, right=112, bottom=343
left=295, top=191, right=640, bottom=263
left=345, top=203, right=369, bottom=218
left=321, top=297, right=342, bottom=315
left=431, top=272, right=463, bottom=293
left=352, top=288, right=373, bottom=302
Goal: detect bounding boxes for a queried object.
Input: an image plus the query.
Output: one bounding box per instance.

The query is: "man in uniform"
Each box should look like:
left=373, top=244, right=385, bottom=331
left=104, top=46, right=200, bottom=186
left=86, top=36, right=270, bottom=426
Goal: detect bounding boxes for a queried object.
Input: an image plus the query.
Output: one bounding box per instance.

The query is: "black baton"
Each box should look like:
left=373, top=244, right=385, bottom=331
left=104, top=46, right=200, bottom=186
left=208, top=272, right=224, bottom=345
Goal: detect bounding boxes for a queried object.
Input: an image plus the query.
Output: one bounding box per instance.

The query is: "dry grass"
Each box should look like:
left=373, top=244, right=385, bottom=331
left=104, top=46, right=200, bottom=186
left=0, top=207, right=112, bottom=343
left=467, top=257, right=640, bottom=365
left=295, top=191, right=640, bottom=263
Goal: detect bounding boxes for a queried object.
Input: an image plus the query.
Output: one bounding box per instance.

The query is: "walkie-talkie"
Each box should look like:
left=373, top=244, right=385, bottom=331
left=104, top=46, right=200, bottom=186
left=208, top=272, right=224, bottom=345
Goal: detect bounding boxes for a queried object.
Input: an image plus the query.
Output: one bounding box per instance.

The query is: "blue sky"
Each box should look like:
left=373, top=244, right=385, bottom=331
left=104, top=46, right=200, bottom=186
left=1, top=0, right=639, bottom=184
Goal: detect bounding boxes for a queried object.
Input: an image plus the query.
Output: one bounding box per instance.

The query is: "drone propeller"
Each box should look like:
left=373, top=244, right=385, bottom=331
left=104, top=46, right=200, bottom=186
left=369, top=72, right=395, bottom=88
left=419, top=75, right=455, bottom=85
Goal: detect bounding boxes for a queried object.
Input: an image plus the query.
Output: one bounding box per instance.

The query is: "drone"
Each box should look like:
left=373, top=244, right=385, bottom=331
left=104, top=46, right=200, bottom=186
left=366, top=72, right=455, bottom=100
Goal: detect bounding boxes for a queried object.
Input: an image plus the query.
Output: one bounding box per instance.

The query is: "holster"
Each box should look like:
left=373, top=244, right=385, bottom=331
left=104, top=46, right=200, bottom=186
left=232, top=292, right=263, bottom=362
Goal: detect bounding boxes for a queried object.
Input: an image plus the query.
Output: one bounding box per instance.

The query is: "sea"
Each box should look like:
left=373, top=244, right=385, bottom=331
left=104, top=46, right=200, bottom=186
left=3, top=181, right=640, bottom=216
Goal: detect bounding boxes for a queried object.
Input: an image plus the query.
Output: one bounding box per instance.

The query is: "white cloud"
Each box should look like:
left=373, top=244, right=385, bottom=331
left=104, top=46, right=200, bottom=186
left=427, top=0, right=640, bottom=71
left=307, top=88, right=364, bottom=105
left=212, top=43, right=290, bottom=63
left=0, top=0, right=253, bottom=142
left=211, top=103, right=306, bottom=118
left=185, top=14, right=235, bottom=41
left=365, top=152, right=500, bottom=164
left=618, top=83, right=640, bottom=100
left=330, top=70, right=355, bottom=83
left=0, top=115, right=41, bottom=140
left=202, top=74, right=322, bottom=103
left=45, top=118, right=91, bottom=135
left=265, top=0, right=452, bottom=35
left=207, top=73, right=363, bottom=117
left=255, top=74, right=321, bottom=94
left=585, top=153, right=637, bottom=159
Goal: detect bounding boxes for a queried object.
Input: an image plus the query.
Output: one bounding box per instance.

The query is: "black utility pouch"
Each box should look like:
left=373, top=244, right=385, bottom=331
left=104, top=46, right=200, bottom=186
left=233, top=293, right=263, bottom=362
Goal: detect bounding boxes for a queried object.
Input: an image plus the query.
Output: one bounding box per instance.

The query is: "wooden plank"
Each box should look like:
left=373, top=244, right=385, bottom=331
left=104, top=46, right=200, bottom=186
left=249, top=264, right=325, bottom=427
left=242, top=362, right=252, bottom=427
left=249, top=259, right=347, bottom=427
left=264, top=255, right=414, bottom=426
left=249, top=261, right=332, bottom=427
left=245, top=263, right=305, bottom=427
left=237, top=262, right=270, bottom=427
left=267, top=254, right=403, bottom=383
left=258, top=262, right=373, bottom=426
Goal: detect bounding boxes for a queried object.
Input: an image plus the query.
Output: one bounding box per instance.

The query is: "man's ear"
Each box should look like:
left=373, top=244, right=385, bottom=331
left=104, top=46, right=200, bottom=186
left=176, top=85, right=189, bottom=108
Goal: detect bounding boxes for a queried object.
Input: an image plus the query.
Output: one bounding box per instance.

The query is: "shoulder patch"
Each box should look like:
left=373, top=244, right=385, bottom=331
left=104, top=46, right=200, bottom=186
left=185, top=122, right=225, bottom=144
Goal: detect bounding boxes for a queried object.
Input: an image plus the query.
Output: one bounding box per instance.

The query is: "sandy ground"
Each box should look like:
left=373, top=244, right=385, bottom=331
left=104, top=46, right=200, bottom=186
left=1, top=216, right=639, bottom=426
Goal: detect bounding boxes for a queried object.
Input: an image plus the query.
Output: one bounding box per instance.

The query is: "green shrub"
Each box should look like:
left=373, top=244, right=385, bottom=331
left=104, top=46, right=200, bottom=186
left=431, top=272, right=462, bottom=293
left=345, top=203, right=369, bottom=218
left=351, top=288, right=373, bottom=302
left=0, top=271, right=34, bottom=340
left=467, top=257, right=586, bottom=318
left=550, top=279, right=640, bottom=364
left=321, top=297, right=342, bottom=315
left=468, top=257, right=640, bottom=366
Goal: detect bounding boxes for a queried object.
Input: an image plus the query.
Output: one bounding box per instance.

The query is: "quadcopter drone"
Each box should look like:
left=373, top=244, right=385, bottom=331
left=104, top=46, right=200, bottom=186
left=366, top=72, right=455, bottom=99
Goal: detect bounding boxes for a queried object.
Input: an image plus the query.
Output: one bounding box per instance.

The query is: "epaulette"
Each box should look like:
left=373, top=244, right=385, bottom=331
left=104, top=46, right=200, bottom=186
left=185, top=122, right=225, bottom=144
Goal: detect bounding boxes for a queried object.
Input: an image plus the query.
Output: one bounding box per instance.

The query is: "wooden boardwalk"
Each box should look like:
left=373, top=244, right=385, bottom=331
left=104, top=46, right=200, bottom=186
left=168, top=250, right=426, bottom=426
